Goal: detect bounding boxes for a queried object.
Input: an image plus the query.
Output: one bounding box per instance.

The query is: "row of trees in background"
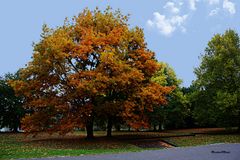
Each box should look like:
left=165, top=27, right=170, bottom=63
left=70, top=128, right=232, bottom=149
left=0, top=73, right=24, bottom=132
left=0, top=8, right=239, bottom=137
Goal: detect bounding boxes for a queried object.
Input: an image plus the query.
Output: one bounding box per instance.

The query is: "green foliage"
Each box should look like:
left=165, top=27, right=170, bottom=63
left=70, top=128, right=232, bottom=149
left=181, top=86, right=197, bottom=128
left=0, top=72, right=24, bottom=132
left=164, top=89, right=189, bottom=129
left=150, top=62, right=189, bottom=129
left=151, top=62, right=182, bottom=86
left=193, top=29, right=240, bottom=128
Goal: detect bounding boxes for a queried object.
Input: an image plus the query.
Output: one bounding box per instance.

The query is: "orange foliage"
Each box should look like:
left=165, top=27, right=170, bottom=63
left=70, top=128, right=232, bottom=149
left=10, top=7, right=173, bottom=135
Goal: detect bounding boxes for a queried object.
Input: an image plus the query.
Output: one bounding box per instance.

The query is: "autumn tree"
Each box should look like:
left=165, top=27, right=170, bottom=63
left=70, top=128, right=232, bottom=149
left=0, top=72, right=24, bottom=132
left=10, top=7, right=172, bottom=138
left=193, top=30, right=240, bottom=129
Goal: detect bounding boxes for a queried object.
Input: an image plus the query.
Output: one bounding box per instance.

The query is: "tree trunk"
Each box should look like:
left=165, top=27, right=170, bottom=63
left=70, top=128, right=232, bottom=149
left=158, top=123, right=162, bottom=131
left=115, top=124, right=121, bottom=131
left=238, top=123, right=240, bottom=132
left=86, top=118, right=94, bottom=139
left=13, top=115, right=20, bottom=132
left=158, top=122, right=164, bottom=131
left=153, top=125, right=157, bottom=131
left=13, top=126, right=18, bottom=133
left=237, top=107, right=240, bottom=133
left=107, top=117, right=113, bottom=137
left=237, top=97, right=240, bottom=132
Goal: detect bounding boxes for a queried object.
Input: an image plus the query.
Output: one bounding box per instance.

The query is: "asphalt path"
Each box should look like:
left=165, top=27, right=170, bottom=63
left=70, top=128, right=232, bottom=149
left=25, top=143, right=240, bottom=160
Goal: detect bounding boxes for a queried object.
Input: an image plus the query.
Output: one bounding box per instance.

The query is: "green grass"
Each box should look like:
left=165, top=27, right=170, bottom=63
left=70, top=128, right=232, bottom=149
left=0, top=133, right=141, bottom=160
left=1, top=129, right=239, bottom=160
left=163, top=134, right=240, bottom=147
left=1, top=147, right=140, bottom=160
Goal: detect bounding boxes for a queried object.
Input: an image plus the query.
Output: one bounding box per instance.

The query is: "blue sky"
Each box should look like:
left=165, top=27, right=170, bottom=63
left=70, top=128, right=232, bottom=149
left=0, top=0, right=239, bottom=86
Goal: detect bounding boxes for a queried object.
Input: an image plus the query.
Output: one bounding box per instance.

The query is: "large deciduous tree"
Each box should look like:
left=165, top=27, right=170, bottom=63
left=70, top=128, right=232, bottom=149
left=193, top=30, right=240, bottom=129
left=10, top=8, right=172, bottom=138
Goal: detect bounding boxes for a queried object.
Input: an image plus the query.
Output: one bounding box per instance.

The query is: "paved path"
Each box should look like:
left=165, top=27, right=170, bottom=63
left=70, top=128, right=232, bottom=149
left=29, top=143, right=240, bottom=160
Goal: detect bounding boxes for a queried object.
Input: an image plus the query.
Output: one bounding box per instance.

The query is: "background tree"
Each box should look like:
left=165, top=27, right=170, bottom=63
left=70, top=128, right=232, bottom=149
left=10, top=8, right=172, bottom=138
left=150, top=62, right=189, bottom=130
left=193, top=29, right=240, bottom=129
left=181, top=85, right=197, bottom=128
left=0, top=72, right=24, bottom=132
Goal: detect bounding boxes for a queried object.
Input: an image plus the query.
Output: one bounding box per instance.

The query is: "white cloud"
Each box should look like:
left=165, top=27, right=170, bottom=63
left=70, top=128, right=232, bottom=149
left=170, top=15, right=188, bottom=25
left=209, top=8, right=220, bottom=16
left=223, top=0, right=236, bottom=15
left=179, top=2, right=184, bottom=6
left=147, top=12, right=188, bottom=36
left=189, top=0, right=199, bottom=10
left=164, top=2, right=180, bottom=14
left=207, top=0, right=220, bottom=5
left=147, top=20, right=154, bottom=27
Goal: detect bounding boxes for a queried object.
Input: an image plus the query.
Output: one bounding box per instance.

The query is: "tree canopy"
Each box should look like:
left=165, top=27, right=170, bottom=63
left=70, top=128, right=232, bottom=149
left=193, top=29, right=240, bottom=129
left=10, top=8, right=173, bottom=138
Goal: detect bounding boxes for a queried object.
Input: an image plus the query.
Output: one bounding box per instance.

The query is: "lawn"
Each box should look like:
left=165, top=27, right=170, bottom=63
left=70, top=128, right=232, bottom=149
left=163, top=134, right=240, bottom=147
left=0, top=128, right=239, bottom=160
left=0, top=132, right=141, bottom=160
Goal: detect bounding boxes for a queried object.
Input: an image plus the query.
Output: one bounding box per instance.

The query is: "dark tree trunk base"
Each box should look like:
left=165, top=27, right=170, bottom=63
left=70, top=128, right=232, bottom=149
left=107, top=117, right=113, bottom=137
left=86, top=118, right=94, bottom=139
left=153, top=125, right=157, bottom=131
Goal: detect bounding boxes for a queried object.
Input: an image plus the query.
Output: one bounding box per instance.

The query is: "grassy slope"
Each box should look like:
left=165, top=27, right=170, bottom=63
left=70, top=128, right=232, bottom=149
left=163, top=134, right=240, bottom=147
